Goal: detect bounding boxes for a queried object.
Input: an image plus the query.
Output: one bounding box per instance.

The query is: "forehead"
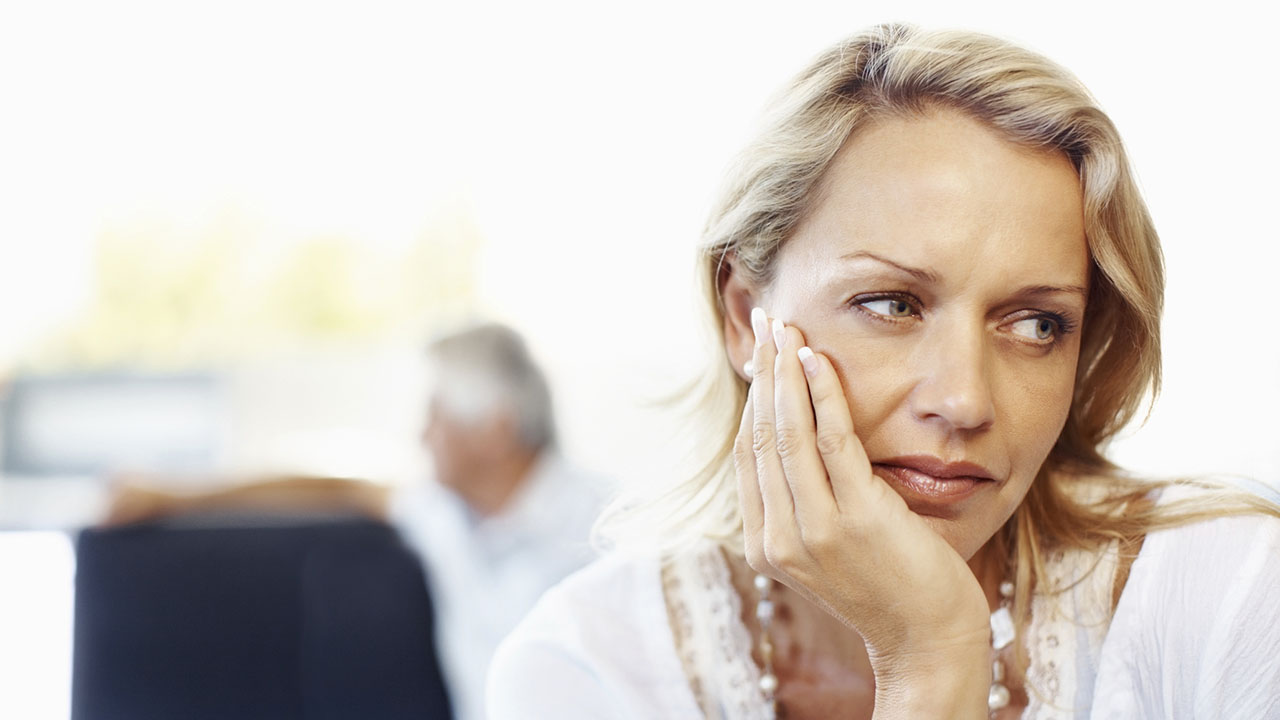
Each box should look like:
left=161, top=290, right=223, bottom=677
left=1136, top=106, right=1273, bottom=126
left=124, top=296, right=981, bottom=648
left=779, top=107, right=1088, bottom=295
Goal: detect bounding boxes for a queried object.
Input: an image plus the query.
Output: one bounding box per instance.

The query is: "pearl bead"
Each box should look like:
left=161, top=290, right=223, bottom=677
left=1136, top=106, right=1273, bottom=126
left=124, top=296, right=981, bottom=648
left=988, top=682, right=1011, bottom=710
left=754, top=574, right=772, bottom=592
left=990, top=607, right=1015, bottom=651
left=756, top=599, right=775, bottom=623
left=999, top=581, right=1015, bottom=599
left=759, top=673, right=779, bottom=694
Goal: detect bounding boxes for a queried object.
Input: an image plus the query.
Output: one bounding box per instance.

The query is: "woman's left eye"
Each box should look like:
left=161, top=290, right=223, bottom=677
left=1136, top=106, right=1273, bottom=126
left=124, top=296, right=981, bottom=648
left=1010, top=316, right=1058, bottom=341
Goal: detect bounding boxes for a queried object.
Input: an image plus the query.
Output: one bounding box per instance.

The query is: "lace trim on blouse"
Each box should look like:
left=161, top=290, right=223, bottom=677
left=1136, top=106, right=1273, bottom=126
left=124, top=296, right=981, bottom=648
left=662, top=539, right=1120, bottom=720
left=662, top=541, right=769, bottom=719
left=1024, top=541, right=1120, bottom=719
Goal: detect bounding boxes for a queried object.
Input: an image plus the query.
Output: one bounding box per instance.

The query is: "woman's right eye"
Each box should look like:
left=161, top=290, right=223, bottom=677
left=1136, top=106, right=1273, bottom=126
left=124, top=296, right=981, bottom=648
left=858, top=297, right=916, bottom=318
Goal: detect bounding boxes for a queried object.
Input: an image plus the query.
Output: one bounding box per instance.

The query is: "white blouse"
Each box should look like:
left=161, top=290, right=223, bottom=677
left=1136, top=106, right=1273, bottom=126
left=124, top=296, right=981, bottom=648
left=488, top=511, right=1280, bottom=719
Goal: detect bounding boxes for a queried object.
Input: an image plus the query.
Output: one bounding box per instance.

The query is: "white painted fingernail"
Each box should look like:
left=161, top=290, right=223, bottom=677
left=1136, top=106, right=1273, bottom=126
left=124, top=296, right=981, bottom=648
left=751, top=307, right=768, bottom=347
left=772, top=319, right=786, bottom=351
left=798, top=346, right=818, bottom=376
left=743, top=360, right=755, bottom=377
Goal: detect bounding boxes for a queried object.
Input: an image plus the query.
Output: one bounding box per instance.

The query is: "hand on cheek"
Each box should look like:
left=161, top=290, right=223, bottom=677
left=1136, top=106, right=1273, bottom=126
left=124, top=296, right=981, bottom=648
left=732, top=308, right=992, bottom=714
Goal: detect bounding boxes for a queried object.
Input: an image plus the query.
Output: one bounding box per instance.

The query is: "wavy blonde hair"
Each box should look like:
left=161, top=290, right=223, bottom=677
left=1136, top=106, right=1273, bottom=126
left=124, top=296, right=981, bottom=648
left=598, top=24, right=1277, bottom=625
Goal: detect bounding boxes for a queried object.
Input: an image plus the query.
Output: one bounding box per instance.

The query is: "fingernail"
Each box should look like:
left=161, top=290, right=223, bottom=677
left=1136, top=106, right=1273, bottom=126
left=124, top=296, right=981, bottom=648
left=772, top=319, right=786, bottom=351
left=751, top=307, right=768, bottom=347
left=798, top=346, right=818, bottom=376
left=743, top=360, right=755, bottom=377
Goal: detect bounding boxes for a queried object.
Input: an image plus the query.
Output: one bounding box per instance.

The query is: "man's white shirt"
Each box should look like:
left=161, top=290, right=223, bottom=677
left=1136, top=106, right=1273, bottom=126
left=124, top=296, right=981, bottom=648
left=392, top=453, right=607, bottom=720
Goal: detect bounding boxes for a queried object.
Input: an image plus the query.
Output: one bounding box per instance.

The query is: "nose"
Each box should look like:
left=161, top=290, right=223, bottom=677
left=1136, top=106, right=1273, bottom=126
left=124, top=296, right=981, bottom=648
left=908, top=323, right=996, bottom=433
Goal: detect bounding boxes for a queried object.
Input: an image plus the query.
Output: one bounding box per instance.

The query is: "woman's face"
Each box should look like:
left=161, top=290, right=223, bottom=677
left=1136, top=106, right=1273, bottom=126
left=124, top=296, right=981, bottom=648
left=753, top=107, right=1088, bottom=561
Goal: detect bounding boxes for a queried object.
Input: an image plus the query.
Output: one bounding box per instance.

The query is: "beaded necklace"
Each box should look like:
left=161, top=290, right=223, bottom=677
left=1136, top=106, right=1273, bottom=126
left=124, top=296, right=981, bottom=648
left=752, top=574, right=1016, bottom=718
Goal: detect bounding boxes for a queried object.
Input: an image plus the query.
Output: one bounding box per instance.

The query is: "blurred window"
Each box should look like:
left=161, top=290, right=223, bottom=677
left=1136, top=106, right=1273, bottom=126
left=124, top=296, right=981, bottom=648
left=2, top=374, right=222, bottom=478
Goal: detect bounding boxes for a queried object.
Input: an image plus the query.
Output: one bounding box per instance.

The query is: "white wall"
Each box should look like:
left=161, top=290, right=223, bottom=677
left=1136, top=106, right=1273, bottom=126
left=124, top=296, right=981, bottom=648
left=0, top=0, right=1275, bottom=493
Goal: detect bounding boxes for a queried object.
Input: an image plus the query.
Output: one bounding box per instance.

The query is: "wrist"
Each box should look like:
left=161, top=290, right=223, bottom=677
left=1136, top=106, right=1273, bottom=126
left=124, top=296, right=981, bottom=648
left=870, top=640, right=990, bottom=720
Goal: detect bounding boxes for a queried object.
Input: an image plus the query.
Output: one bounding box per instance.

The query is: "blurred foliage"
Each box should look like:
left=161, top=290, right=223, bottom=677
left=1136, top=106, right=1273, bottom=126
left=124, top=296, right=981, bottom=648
left=27, top=202, right=483, bottom=371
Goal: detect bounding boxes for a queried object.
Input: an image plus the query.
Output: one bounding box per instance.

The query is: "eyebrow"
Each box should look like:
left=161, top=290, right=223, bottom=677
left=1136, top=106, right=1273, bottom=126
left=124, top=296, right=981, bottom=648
left=1013, top=284, right=1090, bottom=300
left=840, top=250, right=1088, bottom=299
left=840, top=250, right=940, bottom=283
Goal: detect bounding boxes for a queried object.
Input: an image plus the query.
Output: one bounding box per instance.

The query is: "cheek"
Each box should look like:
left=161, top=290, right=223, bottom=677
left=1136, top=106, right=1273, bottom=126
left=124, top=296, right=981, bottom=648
left=806, top=332, right=913, bottom=440
left=1000, top=356, right=1077, bottom=460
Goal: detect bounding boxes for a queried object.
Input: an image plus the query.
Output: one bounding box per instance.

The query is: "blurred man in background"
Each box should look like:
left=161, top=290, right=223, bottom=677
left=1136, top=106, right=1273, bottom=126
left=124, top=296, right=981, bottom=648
left=393, top=323, right=607, bottom=720
left=99, top=322, right=607, bottom=720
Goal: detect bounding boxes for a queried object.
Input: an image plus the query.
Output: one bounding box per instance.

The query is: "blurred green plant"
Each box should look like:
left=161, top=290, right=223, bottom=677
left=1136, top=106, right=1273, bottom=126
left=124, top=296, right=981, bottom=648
left=27, top=202, right=483, bottom=371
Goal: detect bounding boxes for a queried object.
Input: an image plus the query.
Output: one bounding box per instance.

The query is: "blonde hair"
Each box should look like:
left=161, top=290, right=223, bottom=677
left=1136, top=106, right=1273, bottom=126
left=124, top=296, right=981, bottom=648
left=598, top=24, right=1277, bottom=619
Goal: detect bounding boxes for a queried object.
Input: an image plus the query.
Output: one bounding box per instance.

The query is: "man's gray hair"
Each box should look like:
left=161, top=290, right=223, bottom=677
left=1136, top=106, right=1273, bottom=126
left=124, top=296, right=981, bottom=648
left=427, top=323, right=556, bottom=451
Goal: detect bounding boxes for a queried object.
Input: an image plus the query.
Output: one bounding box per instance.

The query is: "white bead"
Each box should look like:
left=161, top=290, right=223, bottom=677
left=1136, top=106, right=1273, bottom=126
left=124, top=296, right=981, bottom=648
left=756, top=599, right=775, bottom=623
left=991, top=658, right=1005, bottom=683
left=990, top=606, right=1015, bottom=651
left=754, top=574, right=772, bottom=592
left=988, top=682, right=1011, bottom=710
left=759, top=673, right=778, bottom=694
left=999, top=581, right=1015, bottom=599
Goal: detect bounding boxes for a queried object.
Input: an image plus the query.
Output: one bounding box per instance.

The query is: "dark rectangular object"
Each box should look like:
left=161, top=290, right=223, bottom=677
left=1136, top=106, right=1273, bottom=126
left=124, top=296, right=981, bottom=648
left=71, top=518, right=452, bottom=720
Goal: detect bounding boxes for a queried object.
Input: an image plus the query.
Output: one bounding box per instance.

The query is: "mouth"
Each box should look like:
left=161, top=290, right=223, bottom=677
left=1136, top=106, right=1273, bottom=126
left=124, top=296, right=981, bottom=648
left=871, top=455, right=997, bottom=507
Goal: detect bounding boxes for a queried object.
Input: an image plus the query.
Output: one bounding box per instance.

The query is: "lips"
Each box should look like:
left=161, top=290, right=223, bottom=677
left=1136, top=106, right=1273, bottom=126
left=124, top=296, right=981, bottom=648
left=871, top=455, right=997, bottom=505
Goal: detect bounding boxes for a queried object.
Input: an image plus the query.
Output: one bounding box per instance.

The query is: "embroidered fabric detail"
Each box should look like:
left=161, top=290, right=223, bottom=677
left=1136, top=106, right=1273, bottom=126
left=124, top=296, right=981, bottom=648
left=661, top=541, right=769, bottom=720
left=1024, top=542, right=1120, bottom=719
left=662, top=555, right=707, bottom=715
left=664, top=535, right=1122, bottom=720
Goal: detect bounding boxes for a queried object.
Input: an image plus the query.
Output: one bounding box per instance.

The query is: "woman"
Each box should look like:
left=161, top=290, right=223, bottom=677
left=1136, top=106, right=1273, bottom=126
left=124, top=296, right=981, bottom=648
left=488, top=24, right=1280, bottom=719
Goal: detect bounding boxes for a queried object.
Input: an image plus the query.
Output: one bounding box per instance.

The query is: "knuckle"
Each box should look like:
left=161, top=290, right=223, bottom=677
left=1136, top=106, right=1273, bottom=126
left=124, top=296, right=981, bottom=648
left=815, top=427, right=848, bottom=456
left=742, top=532, right=769, bottom=573
left=751, top=423, right=775, bottom=455
left=801, top=514, right=842, bottom=553
left=808, top=378, right=834, bottom=402
left=762, top=536, right=799, bottom=572
left=773, top=425, right=806, bottom=459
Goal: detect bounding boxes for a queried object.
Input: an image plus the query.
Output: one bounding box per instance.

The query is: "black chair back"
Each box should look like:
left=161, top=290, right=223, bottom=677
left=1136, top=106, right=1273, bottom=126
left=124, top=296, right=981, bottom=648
left=72, top=518, right=452, bottom=720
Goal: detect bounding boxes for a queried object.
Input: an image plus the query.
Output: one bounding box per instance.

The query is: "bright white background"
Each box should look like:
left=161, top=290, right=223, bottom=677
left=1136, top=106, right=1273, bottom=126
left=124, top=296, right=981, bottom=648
left=0, top=1, right=1277, bottom=716
left=2, top=0, right=1276, bottom=487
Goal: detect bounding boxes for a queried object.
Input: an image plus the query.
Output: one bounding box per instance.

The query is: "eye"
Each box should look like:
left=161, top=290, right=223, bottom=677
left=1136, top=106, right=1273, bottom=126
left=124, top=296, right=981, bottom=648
left=1010, top=316, right=1058, bottom=341
left=859, top=297, right=916, bottom=318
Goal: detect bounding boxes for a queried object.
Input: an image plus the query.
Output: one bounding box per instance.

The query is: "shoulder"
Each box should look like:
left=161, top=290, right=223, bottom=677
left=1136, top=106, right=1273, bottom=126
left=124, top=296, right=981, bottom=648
left=1118, top=510, right=1280, bottom=642
left=1094, top=508, right=1280, bottom=717
left=502, top=550, right=664, bottom=645
left=1125, top=495, right=1280, bottom=606
left=486, top=551, right=701, bottom=720
left=521, top=453, right=614, bottom=533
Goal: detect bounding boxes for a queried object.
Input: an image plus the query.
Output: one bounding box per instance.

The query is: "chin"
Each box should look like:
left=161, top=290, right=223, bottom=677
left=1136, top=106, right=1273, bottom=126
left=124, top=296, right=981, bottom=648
left=917, top=513, right=993, bottom=563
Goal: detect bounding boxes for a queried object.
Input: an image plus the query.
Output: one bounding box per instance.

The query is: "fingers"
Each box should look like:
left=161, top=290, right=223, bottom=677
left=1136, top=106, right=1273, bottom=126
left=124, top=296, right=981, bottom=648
left=749, top=308, right=797, bottom=527
left=733, top=383, right=765, bottom=552
left=798, top=346, right=873, bottom=512
left=738, top=307, right=876, bottom=574
left=771, top=321, right=838, bottom=524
